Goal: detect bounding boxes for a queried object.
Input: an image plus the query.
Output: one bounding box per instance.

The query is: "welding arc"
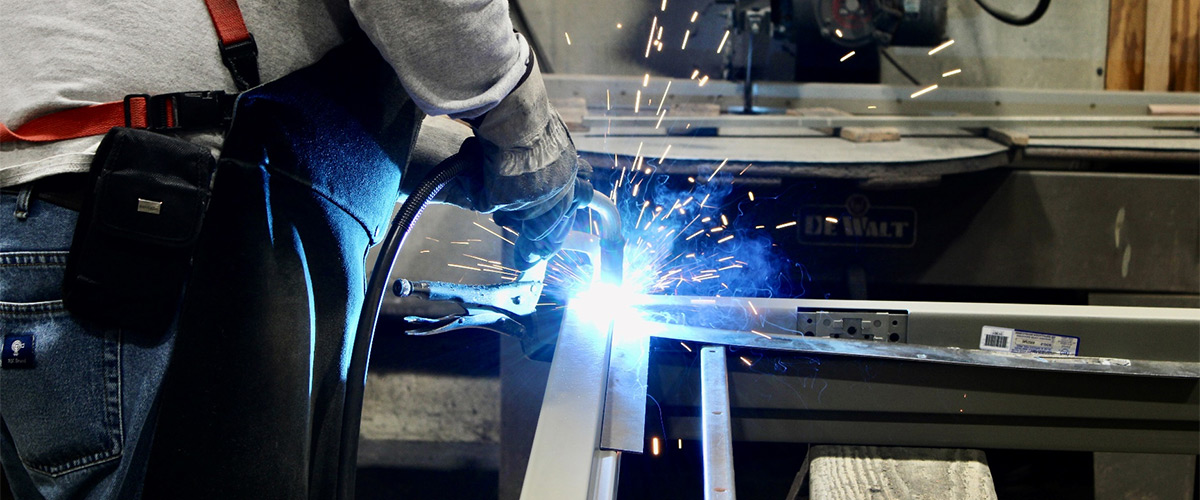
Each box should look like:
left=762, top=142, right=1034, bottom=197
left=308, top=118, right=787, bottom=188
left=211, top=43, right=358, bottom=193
left=339, top=153, right=468, bottom=500
left=973, top=0, right=1051, bottom=26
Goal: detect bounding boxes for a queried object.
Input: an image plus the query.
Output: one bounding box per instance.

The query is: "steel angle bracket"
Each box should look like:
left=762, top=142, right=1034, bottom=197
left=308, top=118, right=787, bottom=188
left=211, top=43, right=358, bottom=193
left=599, top=317, right=651, bottom=454
left=520, top=308, right=617, bottom=500
left=634, top=321, right=1200, bottom=379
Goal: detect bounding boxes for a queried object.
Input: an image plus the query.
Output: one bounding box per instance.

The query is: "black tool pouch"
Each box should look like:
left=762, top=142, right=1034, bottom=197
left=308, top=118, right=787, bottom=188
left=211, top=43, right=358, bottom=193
left=64, top=127, right=217, bottom=334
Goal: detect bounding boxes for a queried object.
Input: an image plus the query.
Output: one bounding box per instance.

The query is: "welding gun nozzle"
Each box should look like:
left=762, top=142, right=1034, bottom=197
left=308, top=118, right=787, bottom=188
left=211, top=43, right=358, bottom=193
left=393, top=278, right=414, bottom=297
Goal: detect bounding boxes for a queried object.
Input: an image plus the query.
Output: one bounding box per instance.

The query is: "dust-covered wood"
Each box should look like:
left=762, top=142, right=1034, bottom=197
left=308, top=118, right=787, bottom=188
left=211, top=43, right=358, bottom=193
left=1144, top=0, right=1173, bottom=90
left=809, top=445, right=997, bottom=500
left=840, top=127, right=901, bottom=143
left=987, top=128, right=1031, bottom=147
left=551, top=97, right=589, bottom=132
left=1169, top=0, right=1199, bottom=90
left=1107, top=0, right=1148, bottom=90
left=669, top=103, right=722, bottom=117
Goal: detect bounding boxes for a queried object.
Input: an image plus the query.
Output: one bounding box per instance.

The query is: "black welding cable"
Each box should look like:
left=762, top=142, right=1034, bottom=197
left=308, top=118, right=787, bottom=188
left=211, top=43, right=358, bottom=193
left=973, top=0, right=1052, bottom=26
left=337, top=154, right=469, bottom=500
left=880, top=48, right=922, bottom=86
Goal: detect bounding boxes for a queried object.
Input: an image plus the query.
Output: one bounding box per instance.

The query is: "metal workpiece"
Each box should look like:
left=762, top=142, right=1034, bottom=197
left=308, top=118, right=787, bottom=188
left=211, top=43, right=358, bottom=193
left=629, top=297, right=1200, bottom=455
left=701, top=346, right=737, bottom=500
left=590, top=450, right=621, bottom=500
left=635, top=320, right=1199, bottom=379
left=599, top=328, right=650, bottom=453
left=520, top=308, right=617, bottom=500
left=628, top=295, right=1200, bottom=363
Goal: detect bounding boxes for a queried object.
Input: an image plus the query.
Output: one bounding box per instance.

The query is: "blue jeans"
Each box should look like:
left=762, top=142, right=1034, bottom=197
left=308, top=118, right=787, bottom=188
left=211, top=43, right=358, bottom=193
left=0, top=190, right=175, bottom=499
left=3, top=38, right=421, bottom=499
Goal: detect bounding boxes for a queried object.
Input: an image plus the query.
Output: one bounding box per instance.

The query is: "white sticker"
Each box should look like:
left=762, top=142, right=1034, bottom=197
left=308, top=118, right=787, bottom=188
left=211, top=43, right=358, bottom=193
left=979, top=326, right=1080, bottom=356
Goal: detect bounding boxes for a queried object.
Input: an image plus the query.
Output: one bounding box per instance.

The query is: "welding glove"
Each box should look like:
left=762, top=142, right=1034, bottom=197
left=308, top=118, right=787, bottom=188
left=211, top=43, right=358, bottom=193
left=442, top=53, right=594, bottom=269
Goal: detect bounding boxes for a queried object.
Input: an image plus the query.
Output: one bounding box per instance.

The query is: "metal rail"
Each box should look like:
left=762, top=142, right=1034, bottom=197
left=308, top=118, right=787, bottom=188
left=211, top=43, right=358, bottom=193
left=583, top=114, right=1200, bottom=130
left=701, top=346, right=737, bottom=500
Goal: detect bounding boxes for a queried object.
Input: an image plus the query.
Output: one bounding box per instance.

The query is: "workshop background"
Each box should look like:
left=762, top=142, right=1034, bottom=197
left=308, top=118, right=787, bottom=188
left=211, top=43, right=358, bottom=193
left=3, top=0, right=1188, bottom=498
left=346, top=0, right=1199, bottom=498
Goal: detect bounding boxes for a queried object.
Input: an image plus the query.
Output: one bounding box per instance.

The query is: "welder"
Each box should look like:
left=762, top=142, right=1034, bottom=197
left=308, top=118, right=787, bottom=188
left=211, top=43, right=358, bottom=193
left=0, top=0, right=590, bottom=498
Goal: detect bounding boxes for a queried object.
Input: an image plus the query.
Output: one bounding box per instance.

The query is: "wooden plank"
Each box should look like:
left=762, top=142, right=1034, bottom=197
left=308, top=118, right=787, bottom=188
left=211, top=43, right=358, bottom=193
left=666, top=103, right=721, bottom=136
left=1169, top=0, right=1199, bottom=90
left=809, top=445, right=997, bottom=500
left=987, top=128, right=1031, bottom=147
left=1107, top=0, right=1148, bottom=90
left=839, top=127, right=901, bottom=143
left=1144, top=0, right=1173, bottom=90
left=1149, top=103, right=1200, bottom=114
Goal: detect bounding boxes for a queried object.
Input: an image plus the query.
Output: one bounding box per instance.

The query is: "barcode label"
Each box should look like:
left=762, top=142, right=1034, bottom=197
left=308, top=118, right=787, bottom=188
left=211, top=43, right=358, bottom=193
left=979, top=326, right=1080, bottom=356
left=983, top=334, right=1009, bottom=348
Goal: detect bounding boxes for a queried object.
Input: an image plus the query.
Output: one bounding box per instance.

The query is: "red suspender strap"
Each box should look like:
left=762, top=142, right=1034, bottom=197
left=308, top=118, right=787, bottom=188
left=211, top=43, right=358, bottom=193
left=204, top=0, right=251, bottom=46
left=0, top=0, right=255, bottom=143
left=0, top=97, right=159, bottom=143
left=205, top=0, right=260, bottom=90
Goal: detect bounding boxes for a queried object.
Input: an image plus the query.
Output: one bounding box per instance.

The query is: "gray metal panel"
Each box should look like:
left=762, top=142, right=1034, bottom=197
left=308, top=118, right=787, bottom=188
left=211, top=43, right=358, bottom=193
left=776, top=170, right=1199, bottom=294
left=913, top=171, right=1200, bottom=294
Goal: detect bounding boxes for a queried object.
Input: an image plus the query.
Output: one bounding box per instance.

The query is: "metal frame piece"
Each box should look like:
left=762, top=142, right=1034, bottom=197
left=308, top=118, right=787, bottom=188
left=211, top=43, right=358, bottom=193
left=519, top=308, right=617, bottom=500
left=583, top=114, right=1200, bottom=131
left=599, top=329, right=650, bottom=452
left=701, top=346, right=737, bottom=500
left=521, top=297, right=1200, bottom=495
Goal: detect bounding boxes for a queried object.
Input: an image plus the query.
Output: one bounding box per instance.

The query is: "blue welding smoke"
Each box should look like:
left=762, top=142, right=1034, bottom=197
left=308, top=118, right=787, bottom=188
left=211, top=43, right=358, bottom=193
left=549, top=157, right=792, bottom=302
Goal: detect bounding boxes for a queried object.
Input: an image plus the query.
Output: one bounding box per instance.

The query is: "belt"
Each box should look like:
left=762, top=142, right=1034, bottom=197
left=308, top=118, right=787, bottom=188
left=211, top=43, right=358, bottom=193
left=1, top=174, right=90, bottom=212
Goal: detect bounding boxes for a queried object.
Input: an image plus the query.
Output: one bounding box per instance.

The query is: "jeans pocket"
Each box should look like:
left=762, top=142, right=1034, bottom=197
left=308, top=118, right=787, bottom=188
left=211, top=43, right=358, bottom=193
left=0, top=251, right=122, bottom=477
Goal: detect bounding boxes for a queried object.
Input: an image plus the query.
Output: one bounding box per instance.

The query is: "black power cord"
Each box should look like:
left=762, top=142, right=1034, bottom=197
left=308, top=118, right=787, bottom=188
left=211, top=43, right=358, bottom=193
left=973, top=0, right=1052, bottom=26
left=337, top=154, right=470, bottom=500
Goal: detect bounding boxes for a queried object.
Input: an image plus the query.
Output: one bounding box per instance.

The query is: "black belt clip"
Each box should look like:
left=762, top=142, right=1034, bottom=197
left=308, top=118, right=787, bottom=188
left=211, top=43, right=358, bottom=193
left=124, top=91, right=236, bottom=132
left=219, top=34, right=261, bottom=91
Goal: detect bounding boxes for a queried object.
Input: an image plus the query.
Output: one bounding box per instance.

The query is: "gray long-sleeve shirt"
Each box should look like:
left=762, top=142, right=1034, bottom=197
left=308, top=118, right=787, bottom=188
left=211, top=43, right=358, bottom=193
left=0, top=0, right=529, bottom=187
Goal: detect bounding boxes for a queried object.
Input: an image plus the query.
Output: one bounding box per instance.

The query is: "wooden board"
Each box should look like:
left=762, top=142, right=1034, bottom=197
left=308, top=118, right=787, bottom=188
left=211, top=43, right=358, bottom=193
left=1145, top=0, right=1173, bottom=90
left=809, top=445, right=997, bottom=500
left=1169, top=0, right=1200, bottom=90
left=1149, top=103, right=1200, bottom=114
left=1107, top=0, right=1148, bottom=90
left=840, top=127, right=901, bottom=143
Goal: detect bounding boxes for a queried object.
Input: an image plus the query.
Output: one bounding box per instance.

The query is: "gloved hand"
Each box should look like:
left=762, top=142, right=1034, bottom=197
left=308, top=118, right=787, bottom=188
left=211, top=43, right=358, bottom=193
left=439, top=52, right=594, bottom=269
left=494, top=158, right=593, bottom=269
